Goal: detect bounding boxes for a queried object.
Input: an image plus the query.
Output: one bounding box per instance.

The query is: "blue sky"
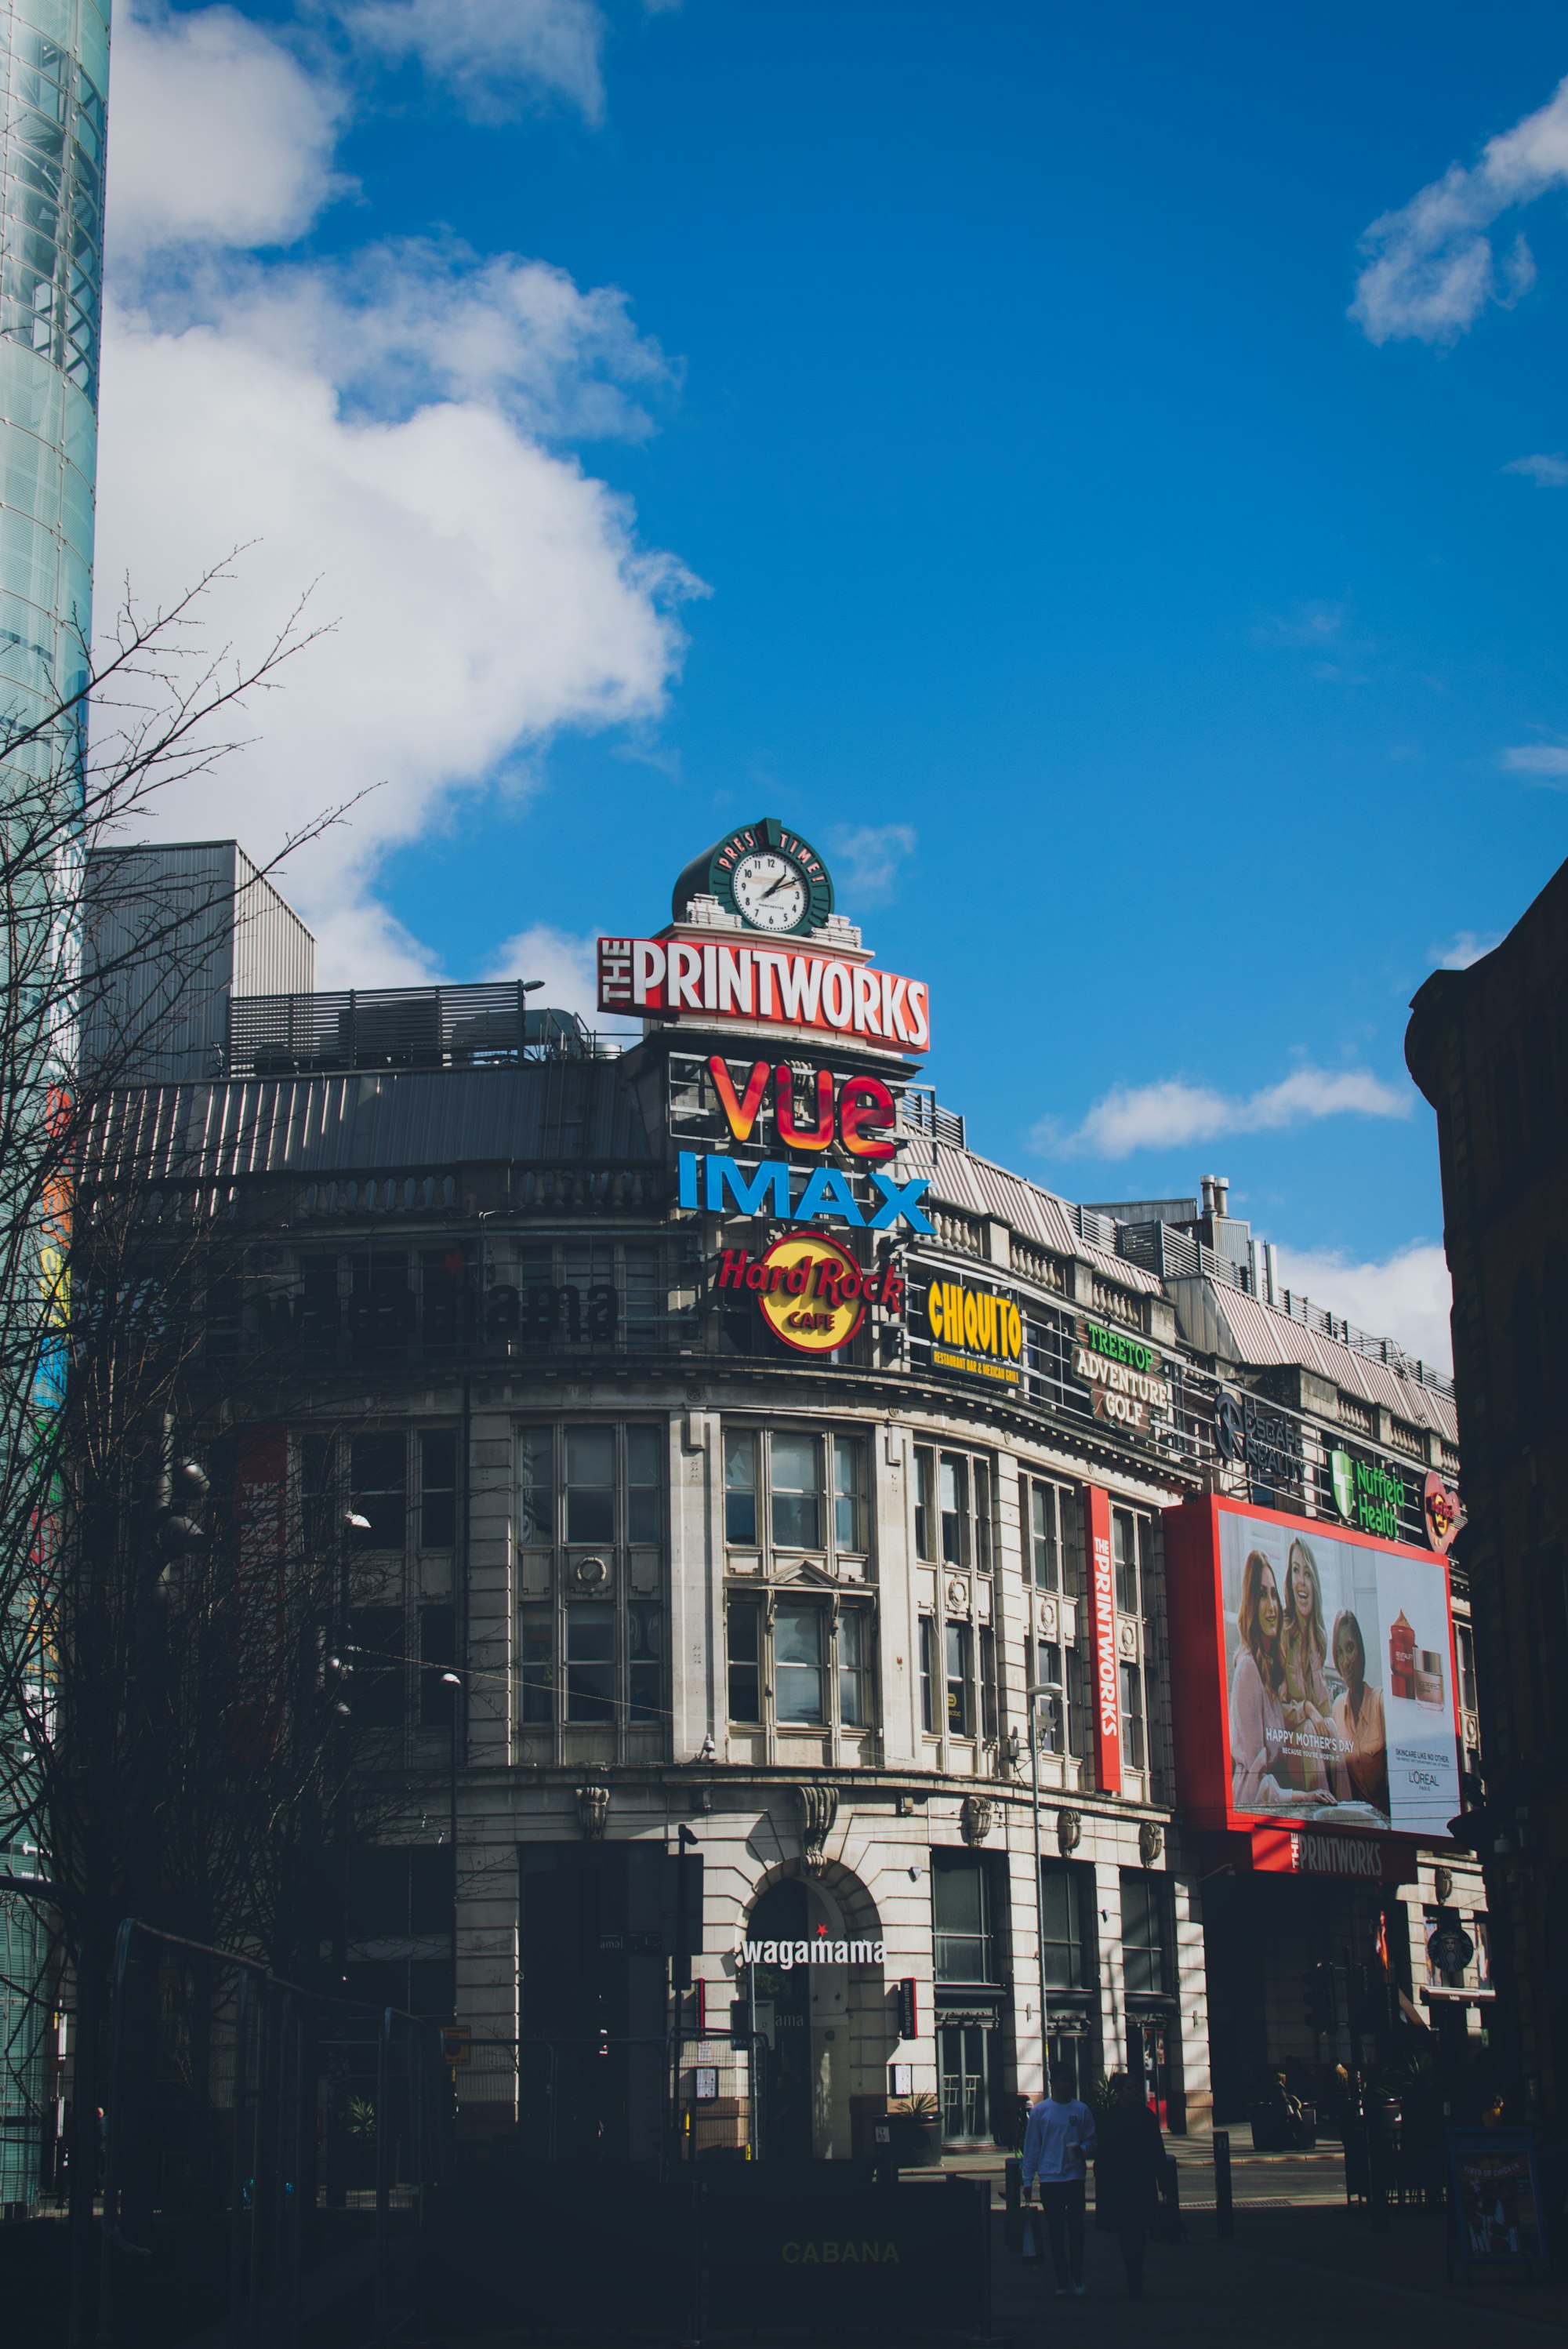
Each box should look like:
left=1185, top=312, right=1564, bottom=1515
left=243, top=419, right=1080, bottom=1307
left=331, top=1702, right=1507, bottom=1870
left=97, top=4, right=1568, bottom=1365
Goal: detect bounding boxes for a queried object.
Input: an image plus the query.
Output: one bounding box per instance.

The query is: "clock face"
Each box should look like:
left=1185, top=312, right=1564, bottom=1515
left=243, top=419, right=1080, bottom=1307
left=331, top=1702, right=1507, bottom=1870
left=732, top=849, right=809, bottom=931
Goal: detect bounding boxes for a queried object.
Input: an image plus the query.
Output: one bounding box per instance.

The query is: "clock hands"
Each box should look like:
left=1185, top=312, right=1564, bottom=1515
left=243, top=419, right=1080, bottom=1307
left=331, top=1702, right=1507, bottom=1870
left=757, top=869, right=797, bottom=903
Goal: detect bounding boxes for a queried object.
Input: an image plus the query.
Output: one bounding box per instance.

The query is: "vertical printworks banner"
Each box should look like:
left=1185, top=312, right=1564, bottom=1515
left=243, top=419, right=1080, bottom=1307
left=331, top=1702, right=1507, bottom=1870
left=1083, top=1487, right=1121, bottom=1795
left=1446, top=2132, right=1544, bottom=2276
left=1216, top=1505, right=1460, bottom=1838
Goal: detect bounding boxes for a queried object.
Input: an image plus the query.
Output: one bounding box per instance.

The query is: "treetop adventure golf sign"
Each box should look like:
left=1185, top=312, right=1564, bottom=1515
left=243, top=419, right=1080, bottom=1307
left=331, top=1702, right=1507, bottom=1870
left=1071, top=1316, right=1172, bottom=1434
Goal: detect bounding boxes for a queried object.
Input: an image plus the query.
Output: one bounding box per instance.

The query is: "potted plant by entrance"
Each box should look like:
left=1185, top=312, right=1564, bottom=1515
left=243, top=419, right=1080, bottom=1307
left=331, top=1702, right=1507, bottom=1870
left=886, top=2092, right=942, bottom=2167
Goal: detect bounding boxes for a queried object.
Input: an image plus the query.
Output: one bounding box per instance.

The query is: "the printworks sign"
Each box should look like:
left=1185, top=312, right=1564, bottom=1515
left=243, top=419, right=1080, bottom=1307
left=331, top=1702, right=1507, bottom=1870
left=924, top=1273, right=1022, bottom=1389
left=1071, top=1317, right=1171, bottom=1434
left=1330, top=1450, right=1407, bottom=1542
left=598, top=935, right=930, bottom=1055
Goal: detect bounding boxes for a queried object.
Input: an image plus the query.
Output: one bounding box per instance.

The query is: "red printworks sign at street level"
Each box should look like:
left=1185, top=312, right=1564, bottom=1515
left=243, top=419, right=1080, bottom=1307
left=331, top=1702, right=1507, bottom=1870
left=1083, top=1487, right=1122, bottom=1795
left=1162, top=1492, right=1463, bottom=1845
left=1246, top=1825, right=1419, bottom=1882
left=597, top=936, right=930, bottom=1055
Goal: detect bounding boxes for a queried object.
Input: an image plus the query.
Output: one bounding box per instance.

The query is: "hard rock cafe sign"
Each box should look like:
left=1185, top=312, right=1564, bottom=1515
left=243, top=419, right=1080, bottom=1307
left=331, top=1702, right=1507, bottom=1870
left=715, top=1229, right=906, bottom=1355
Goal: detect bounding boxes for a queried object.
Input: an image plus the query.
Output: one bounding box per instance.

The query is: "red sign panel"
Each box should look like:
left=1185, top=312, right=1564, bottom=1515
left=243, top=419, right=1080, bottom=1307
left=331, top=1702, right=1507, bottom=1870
left=1247, top=1825, right=1418, bottom=1882
left=1163, top=1493, right=1461, bottom=1845
left=1083, top=1486, right=1121, bottom=1795
left=597, top=936, right=930, bottom=1055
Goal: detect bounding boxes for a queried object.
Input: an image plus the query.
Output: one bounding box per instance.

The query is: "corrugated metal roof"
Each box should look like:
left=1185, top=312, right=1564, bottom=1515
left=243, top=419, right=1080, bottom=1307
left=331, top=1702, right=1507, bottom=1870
left=86, top=1062, right=656, bottom=1181
left=1206, top=1284, right=1457, bottom=1443
left=928, top=1144, right=1164, bottom=1295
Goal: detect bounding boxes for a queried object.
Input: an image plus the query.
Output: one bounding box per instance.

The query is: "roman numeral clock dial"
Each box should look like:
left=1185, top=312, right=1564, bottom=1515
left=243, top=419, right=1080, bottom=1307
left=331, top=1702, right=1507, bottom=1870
left=670, top=816, right=836, bottom=939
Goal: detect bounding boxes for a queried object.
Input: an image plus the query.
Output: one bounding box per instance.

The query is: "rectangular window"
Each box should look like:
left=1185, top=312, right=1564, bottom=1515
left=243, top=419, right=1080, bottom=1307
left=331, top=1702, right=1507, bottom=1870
left=933, top=1856, right=995, bottom=1984
left=919, top=1616, right=936, bottom=1734
left=1456, top=1621, right=1478, bottom=1715
left=724, top=1429, right=759, bottom=1545
left=914, top=1448, right=935, bottom=1561
left=946, top=1620, right=971, bottom=1735
left=348, top=1605, right=404, bottom=1729
left=418, top=1604, right=456, bottom=1728
left=1120, top=1659, right=1145, bottom=1769
left=299, top=1253, right=340, bottom=1358
left=421, top=1244, right=474, bottom=1349
left=1120, top=1870, right=1172, bottom=1995
left=564, top=1427, right=615, bottom=1545
left=1112, top=1509, right=1139, bottom=1616
left=626, top=1425, right=662, bottom=1544
left=775, top=1599, right=825, bottom=1723
left=1029, top=1479, right=1059, bottom=1592
left=419, top=1430, right=458, bottom=1548
left=840, top=1608, right=870, bottom=1728
left=564, top=1602, right=615, bottom=1723
left=727, top=1599, right=761, bottom=1723
left=350, top=1433, right=406, bottom=1549
left=1065, top=1643, right=1090, bottom=1759
left=1040, top=1862, right=1092, bottom=1991
left=628, top=1600, right=662, bottom=1724
left=350, top=1250, right=413, bottom=1360
left=974, top=1461, right=993, bottom=1574
left=521, top=1604, right=554, bottom=1724
left=939, top=1454, right=968, bottom=1568
left=833, top=1436, right=867, bottom=1553
left=771, top=1432, right=822, bottom=1550
left=980, top=1623, right=998, bottom=1741
left=518, top=1428, right=553, bottom=1545
left=1034, top=1639, right=1065, bottom=1754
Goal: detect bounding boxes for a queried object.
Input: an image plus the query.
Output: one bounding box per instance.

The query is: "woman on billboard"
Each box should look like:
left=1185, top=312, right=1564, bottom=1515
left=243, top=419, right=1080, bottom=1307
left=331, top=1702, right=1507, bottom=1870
left=1230, top=1552, right=1334, bottom=1812
left=1279, top=1538, right=1338, bottom=1797
left=1329, top=1610, right=1389, bottom=1817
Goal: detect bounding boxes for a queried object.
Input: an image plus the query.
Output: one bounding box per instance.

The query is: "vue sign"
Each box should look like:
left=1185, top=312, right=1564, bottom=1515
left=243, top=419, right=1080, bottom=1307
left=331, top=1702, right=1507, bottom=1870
left=709, top=1057, right=896, bottom=1159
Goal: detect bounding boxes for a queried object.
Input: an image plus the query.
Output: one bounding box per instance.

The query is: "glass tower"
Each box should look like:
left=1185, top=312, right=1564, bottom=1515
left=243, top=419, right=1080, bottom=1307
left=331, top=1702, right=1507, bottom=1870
left=0, top=0, right=110, bottom=2209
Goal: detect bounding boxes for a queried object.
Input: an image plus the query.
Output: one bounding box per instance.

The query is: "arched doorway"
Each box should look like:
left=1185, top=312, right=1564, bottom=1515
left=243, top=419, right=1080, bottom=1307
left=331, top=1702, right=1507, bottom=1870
left=739, top=1862, right=885, bottom=2160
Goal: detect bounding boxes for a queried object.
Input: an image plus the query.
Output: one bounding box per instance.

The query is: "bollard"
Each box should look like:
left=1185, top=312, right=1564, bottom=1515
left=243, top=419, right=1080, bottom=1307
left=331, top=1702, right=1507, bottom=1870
left=1004, top=2157, right=1023, bottom=2254
left=1214, top=2128, right=1234, bottom=2241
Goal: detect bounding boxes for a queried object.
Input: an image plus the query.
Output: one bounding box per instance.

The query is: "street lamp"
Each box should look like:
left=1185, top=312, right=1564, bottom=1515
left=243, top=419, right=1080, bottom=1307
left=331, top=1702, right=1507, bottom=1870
left=441, top=1670, right=463, bottom=2010
left=1025, top=1683, right=1053, bottom=2094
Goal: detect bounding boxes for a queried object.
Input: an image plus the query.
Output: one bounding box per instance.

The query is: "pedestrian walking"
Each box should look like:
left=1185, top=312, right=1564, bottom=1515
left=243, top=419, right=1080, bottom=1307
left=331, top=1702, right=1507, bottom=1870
left=1021, top=2063, right=1097, bottom=2296
left=1094, top=2072, right=1166, bottom=2298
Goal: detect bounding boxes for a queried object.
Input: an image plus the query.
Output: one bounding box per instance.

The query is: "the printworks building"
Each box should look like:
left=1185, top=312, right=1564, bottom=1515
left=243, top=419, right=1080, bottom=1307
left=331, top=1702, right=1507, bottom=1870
left=88, top=820, right=1489, bottom=2161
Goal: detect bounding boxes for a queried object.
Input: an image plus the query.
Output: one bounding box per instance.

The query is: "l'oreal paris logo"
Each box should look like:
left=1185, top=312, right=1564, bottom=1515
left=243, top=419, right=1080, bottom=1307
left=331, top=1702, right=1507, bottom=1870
left=598, top=935, right=930, bottom=1054
left=678, top=1150, right=933, bottom=1233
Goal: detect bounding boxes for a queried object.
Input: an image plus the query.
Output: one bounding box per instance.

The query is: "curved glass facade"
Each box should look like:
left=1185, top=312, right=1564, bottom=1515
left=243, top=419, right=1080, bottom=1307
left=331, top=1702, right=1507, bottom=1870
left=0, top=0, right=109, bottom=2209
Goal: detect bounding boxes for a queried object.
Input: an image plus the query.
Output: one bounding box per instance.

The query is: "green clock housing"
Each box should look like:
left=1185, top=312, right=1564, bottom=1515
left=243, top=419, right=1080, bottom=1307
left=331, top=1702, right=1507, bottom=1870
left=671, top=816, right=835, bottom=939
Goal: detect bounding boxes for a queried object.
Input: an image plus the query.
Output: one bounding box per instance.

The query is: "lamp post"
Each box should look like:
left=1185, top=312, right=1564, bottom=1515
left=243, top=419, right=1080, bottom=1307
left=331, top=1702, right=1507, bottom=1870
left=1025, top=1684, right=1051, bottom=2093
left=441, top=1669, right=462, bottom=2010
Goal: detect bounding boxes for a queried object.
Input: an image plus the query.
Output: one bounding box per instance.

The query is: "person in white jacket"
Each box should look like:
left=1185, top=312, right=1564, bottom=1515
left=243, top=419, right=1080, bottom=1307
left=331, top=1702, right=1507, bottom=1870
left=1021, top=2066, right=1098, bottom=2294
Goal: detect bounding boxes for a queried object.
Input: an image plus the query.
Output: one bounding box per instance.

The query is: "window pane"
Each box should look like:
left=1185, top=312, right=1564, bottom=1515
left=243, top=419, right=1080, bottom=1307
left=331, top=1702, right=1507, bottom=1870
left=1041, top=1865, right=1089, bottom=1991
left=939, top=1455, right=967, bottom=1567
left=946, top=1621, right=971, bottom=1735
left=1035, top=1641, right=1064, bottom=1753
left=839, top=1607, right=869, bottom=1727
left=418, top=1605, right=456, bottom=1728
left=419, top=1429, right=458, bottom=1548
left=565, top=1601, right=615, bottom=1722
left=919, top=1616, right=935, bottom=1734
left=975, top=1462, right=992, bottom=1574
left=914, top=1448, right=934, bottom=1560
left=775, top=1600, right=825, bottom=1723
left=980, top=1624, right=997, bottom=1741
left=1030, top=1482, right=1058, bottom=1592
left=1065, top=1644, right=1089, bottom=1758
left=727, top=1599, right=761, bottom=1722
left=626, top=1425, right=662, bottom=1541
left=771, top=1432, right=821, bottom=1550
left=521, top=1604, right=553, bottom=1723
left=1120, top=1659, right=1145, bottom=1769
left=350, top=1434, right=406, bottom=1548
left=348, top=1606, right=404, bottom=1728
left=565, top=1428, right=615, bottom=1544
left=724, top=1429, right=757, bottom=1545
left=934, top=1858, right=991, bottom=1983
left=833, top=1436, right=867, bottom=1552
left=518, top=1429, right=553, bottom=1545
left=628, top=1601, right=662, bottom=1724
left=1113, top=1510, right=1138, bottom=1614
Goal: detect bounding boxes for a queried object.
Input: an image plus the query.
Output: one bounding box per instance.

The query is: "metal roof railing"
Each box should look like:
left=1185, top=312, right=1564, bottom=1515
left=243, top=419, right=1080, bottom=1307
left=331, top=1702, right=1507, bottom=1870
left=226, top=982, right=622, bottom=1076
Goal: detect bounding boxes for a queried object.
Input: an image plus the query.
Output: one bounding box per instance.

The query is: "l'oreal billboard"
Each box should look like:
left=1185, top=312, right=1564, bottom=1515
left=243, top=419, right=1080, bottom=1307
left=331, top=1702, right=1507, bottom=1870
left=1164, top=1494, right=1461, bottom=1843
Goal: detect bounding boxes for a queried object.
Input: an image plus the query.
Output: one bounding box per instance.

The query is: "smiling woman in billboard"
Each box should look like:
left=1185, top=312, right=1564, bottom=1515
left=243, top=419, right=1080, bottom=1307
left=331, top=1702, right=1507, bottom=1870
left=1279, top=1538, right=1338, bottom=1798
left=1231, top=1553, right=1295, bottom=1810
left=1329, top=1611, right=1389, bottom=1818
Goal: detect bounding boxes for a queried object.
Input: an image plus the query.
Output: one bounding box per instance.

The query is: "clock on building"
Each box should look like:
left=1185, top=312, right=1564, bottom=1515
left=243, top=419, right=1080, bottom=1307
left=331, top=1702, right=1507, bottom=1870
left=671, top=817, right=835, bottom=938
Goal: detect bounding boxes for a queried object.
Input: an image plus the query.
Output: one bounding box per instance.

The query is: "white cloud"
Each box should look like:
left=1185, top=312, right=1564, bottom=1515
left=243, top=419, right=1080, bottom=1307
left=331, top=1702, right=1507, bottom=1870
left=1272, top=1242, right=1453, bottom=1375
left=1428, top=930, right=1501, bottom=971
left=1042, top=1066, right=1412, bottom=1158
left=107, top=5, right=347, bottom=257
left=827, top=822, right=916, bottom=905
left=1504, top=452, right=1568, bottom=487
left=1349, top=76, right=1568, bottom=343
left=96, top=6, right=701, bottom=986
left=1501, top=742, right=1568, bottom=782
left=483, top=922, right=597, bottom=1011
left=340, top=0, right=606, bottom=125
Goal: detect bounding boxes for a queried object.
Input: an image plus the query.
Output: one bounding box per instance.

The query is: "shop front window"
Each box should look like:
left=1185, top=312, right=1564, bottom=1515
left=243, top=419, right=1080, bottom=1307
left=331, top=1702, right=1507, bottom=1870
left=1040, top=1861, right=1094, bottom=1990
left=934, top=1854, right=996, bottom=1983
left=1120, top=1870, right=1174, bottom=1996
